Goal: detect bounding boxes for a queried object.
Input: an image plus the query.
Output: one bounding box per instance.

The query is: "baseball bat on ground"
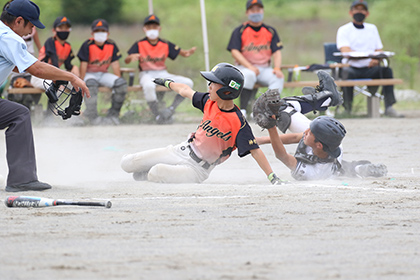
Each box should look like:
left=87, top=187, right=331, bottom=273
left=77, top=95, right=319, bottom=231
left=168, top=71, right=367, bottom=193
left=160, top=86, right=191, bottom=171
left=4, top=196, right=112, bottom=208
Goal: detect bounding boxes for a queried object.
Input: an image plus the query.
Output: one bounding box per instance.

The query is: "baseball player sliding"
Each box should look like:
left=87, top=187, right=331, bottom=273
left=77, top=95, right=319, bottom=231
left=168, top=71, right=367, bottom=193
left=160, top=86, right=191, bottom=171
left=121, top=62, right=284, bottom=185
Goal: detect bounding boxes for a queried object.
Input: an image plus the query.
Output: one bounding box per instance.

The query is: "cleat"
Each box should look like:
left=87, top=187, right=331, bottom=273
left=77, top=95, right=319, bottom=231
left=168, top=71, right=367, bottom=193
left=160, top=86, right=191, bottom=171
left=355, top=163, right=388, bottom=178
left=316, top=70, right=343, bottom=106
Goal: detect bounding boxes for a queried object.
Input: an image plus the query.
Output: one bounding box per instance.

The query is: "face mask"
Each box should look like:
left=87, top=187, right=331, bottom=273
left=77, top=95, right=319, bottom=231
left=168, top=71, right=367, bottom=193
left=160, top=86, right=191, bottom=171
left=56, top=31, right=70, bottom=40
left=248, top=13, right=264, bottom=23
left=353, top=12, right=366, bottom=22
left=94, top=32, right=108, bottom=43
left=146, top=29, right=159, bottom=40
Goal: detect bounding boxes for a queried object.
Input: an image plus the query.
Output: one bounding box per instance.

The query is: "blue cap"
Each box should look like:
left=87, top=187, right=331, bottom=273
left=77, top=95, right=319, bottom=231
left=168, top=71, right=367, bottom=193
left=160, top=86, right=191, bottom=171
left=6, top=0, right=45, bottom=29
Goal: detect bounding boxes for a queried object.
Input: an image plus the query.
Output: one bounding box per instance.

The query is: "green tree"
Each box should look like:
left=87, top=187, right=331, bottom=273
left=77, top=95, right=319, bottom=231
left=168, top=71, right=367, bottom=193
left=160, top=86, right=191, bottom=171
left=372, top=0, right=420, bottom=88
left=62, top=0, right=123, bottom=24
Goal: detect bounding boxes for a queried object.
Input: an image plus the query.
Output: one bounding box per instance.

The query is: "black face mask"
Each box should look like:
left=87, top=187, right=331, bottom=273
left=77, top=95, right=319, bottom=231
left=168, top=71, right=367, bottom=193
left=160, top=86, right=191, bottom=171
left=56, top=31, right=70, bottom=40
left=353, top=12, right=366, bottom=23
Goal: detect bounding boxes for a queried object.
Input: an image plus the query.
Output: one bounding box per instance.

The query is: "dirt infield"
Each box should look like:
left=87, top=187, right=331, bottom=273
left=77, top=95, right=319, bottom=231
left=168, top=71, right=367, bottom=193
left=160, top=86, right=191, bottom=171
left=1, top=115, right=419, bottom=279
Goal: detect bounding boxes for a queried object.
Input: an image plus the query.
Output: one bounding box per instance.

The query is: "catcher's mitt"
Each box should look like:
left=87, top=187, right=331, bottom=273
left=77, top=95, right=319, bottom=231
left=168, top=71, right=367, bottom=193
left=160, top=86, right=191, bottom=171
left=252, top=89, right=285, bottom=129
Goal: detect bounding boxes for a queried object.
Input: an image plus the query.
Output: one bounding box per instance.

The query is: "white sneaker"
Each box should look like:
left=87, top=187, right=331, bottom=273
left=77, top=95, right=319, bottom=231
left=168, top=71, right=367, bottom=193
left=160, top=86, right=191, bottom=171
left=241, top=109, right=247, bottom=118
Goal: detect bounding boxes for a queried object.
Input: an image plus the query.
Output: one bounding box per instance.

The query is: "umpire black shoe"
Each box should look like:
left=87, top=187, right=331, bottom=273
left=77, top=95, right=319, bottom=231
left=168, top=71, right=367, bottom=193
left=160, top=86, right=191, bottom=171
left=5, top=180, right=52, bottom=192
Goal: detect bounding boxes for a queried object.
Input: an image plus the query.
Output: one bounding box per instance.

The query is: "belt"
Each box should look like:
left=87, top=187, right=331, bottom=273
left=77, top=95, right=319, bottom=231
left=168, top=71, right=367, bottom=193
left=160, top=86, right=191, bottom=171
left=186, top=145, right=211, bottom=170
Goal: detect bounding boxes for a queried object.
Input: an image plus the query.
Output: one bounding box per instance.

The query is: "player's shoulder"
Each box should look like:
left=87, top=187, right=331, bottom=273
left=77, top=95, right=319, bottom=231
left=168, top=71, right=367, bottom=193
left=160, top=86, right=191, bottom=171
left=364, top=22, right=379, bottom=30
left=82, top=38, right=95, bottom=46
left=261, top=23, right=277, bottom=33
left=105, top=38, right=118, bottom=45
left=338, top=22, right=354, bottom=31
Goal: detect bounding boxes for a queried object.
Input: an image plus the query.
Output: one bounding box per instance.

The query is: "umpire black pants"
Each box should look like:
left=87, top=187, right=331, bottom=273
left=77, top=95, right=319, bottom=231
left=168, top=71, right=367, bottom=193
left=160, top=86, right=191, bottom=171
left=0, top=99, right=37, bottom=186
left=341, top=66, right=397, bottom=112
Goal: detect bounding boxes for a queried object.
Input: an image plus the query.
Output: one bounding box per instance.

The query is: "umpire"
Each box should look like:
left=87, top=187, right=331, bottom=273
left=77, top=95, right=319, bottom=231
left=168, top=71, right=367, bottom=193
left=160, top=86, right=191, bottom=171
left=0, top=0, right=89, bottom=192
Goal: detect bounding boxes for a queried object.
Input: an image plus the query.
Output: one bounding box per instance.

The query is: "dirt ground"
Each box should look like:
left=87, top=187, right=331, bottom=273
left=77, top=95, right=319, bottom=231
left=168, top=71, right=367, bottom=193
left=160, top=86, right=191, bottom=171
left=0, top=110, right=420, bottom=280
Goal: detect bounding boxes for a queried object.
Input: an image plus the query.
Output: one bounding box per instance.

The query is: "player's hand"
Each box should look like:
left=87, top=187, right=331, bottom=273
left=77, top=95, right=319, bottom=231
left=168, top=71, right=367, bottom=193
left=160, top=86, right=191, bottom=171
left=268, top=172, right=287, bottom=185
left=249, top=65, right=260, bottom=76
left=368, top=59, right=380, bottom=68
left=131, top=53, right=141, bottom=61
left=273, top=67, right=284, bottom=78
left=181, top=47, right=196, bottom=57
left=153, top=78, right=174, bottom=89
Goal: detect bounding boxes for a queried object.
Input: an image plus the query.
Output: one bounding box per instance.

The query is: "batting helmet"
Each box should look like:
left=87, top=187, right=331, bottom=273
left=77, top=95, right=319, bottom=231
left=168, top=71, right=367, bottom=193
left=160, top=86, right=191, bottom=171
left=200, top=63, right=244, bottom=100
left=310, top=116, right=346, bottom=158
left=43, top=80, right=83, bottom=120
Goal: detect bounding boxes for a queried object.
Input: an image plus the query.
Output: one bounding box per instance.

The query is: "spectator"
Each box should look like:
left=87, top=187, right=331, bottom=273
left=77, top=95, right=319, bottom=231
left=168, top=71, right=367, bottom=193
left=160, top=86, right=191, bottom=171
left=336, top=0, right=403, bottom=117
left=77, top=18, right=128, bottom=125
left=125, top=14, right=196, bottom=124
left=227, top=0, right=284, bottom=118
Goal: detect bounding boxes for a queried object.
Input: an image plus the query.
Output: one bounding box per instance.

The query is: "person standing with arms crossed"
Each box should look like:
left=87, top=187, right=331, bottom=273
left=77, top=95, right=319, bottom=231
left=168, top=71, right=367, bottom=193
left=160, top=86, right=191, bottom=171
left=0, top=0, right=89, bottom=192
left=227, top=0, right=284, bottom=119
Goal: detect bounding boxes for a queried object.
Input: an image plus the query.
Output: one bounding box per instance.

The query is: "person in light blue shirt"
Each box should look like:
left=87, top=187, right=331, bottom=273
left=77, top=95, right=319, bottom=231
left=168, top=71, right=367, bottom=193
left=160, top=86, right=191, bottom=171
left=0, top=0, right=89, bottom=192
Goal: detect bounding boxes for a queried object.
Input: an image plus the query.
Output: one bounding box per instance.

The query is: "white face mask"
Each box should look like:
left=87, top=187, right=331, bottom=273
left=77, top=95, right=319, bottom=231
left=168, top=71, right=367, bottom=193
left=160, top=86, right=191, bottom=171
left=94, top=32, right=108, bottom=43
left=146, top=29, right=159, bottom=40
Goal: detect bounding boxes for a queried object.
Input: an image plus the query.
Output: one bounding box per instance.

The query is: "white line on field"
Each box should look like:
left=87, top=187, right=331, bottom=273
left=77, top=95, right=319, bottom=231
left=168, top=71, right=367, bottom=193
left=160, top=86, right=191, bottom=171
left=108, top=195, right=251, bottom=200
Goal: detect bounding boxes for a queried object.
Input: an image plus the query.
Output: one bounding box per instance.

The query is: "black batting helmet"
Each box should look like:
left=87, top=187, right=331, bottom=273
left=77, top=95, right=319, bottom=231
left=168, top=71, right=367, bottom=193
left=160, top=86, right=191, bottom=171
left=200, top=63, right=244, bottom=100
left=310, top=116, right=346, bottom=158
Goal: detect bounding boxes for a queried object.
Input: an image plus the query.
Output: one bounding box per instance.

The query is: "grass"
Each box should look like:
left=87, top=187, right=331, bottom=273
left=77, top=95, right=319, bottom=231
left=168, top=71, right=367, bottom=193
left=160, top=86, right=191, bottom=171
left=4, top=0, right=419, bottom=122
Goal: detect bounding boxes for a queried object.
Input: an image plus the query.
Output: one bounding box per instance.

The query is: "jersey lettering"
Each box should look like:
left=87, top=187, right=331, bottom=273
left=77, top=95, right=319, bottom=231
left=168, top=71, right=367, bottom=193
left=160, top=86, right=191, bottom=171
left=199, top=120, right=232, bottom=141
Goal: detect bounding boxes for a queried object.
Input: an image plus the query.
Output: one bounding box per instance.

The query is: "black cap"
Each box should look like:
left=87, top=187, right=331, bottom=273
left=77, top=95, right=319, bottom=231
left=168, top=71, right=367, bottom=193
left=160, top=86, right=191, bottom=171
left=351, top=0, right=368, bottom=11
left=246, top=0, right=263, bottom=10
left=310, top=116, right=346, bottom=158
left=91, top=19, right=109, bottom=32
left=144, top=14, right=160, bottom=25
left=5, top=0, right=45, bottom=29
left=53, top=16, right=71, bottom=28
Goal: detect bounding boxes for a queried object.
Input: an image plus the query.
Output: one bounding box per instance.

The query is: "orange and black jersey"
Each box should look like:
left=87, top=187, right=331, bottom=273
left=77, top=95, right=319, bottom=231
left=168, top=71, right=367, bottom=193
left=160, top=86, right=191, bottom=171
left=38, top=37, right=74, bottom=71
left=191, top=92, right=259, bottom=164
left=127, top=38, right=180, bottom=71
left=227, top=22, right=283, bottom=66
left=77, top=39, right=121, bottom=73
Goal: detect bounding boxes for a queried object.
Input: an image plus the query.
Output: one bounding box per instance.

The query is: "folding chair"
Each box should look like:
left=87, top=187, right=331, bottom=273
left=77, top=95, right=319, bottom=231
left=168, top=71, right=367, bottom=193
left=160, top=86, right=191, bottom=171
left=323, top=42, right=380, bottom=100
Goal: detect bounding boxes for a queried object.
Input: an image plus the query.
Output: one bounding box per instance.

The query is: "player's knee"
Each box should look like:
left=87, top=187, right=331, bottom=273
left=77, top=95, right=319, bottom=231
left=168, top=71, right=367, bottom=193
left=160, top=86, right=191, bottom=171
left=148, top=164, right=165, bottom=183
left=120, top=154, right=135, bottom=173
left=113, top=77, right=127, bottom=93
left=86, top=79, right=99, bottom=92
left=382, top=67, right=393, bottom=78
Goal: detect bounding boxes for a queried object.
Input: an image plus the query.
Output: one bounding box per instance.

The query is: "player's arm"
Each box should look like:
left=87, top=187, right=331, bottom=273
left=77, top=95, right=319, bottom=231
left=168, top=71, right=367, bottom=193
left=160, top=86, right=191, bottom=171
left=110, top=60, right=121, bottom=77
left=32, top=28, right=42, bottom=53
left=272, top=50, right=284, bottom=78
left=179, top=47, right=196, bottom=57
left=26, top=61, right=90, bottom=97
left=250, top=148, right=274, bottom=176
left=125, top=53, right=140, bottom=64
left=79, top=61, right=88, bottom=80
left=257, top=132, right=302, bottom=145
left=250, top=148, right=284, bottom=185
left=267, top=127, right=298, bottom=171
left=231, top=49, right=259, bottom=76
left=153, top=78, right=195, bottom=100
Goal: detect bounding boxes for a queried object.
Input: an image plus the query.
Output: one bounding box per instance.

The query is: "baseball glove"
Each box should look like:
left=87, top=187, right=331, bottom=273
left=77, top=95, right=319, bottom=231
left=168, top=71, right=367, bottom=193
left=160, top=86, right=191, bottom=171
left=252, top=89, right=285, bottom=129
